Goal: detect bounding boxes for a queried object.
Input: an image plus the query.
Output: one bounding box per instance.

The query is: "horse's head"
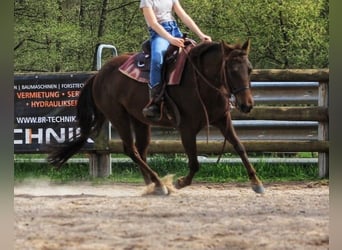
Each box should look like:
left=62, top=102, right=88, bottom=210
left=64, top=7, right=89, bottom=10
left=221, top=39, right=254, bottom=113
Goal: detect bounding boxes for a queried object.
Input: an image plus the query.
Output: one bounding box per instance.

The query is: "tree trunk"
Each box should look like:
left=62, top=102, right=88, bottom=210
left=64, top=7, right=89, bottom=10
left=55, top=0, right=63, bottom=72
left=92, top=0, right=109, bottom=70
left=98, top=0, right=108, bottom=38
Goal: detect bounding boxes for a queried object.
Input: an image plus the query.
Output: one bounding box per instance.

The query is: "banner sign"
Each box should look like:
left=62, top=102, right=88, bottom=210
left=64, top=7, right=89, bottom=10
left=14, top=72, right=95, bottom=153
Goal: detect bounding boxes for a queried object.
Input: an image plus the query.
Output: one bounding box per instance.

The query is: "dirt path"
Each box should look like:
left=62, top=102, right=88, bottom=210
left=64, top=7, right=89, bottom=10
left=14, top=181, right=329, bottom=250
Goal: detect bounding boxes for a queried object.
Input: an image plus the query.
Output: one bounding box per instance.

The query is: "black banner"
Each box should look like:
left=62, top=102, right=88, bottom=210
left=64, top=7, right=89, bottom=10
left=14, top=72, right=95, bottom=153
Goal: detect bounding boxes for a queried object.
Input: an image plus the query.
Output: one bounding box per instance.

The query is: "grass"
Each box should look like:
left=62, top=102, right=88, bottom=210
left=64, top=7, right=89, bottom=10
left=14, top=153, right=324, bottom=185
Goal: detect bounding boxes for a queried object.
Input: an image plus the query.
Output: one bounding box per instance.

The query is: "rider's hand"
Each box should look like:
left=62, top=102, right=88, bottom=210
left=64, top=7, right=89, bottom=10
left=169, top=37, right=185, bottom=48
left=200, top=35, right=212, bottom=42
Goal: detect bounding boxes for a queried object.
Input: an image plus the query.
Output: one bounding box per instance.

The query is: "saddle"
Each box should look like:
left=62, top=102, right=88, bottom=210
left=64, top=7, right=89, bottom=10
left=119, top=37, right=196, bottom=85
left=119, top=37, right=196, bottom=126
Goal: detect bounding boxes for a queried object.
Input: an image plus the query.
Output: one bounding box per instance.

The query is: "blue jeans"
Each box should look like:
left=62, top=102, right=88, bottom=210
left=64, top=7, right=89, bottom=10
left=148, top=21, right=183, bottom=88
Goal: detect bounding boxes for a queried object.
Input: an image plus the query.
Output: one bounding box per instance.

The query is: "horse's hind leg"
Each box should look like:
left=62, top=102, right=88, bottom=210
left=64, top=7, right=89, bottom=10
left=109, top=109, right=168, bottom=195
left=214, top=115, right=264, bottom=194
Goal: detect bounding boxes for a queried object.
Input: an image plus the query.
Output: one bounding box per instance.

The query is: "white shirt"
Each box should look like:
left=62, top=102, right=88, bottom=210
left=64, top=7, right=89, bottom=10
left=140, top=0, right=178, bottom=26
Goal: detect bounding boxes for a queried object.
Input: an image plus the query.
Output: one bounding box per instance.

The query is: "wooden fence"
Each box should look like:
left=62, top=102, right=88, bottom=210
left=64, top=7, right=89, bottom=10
left=89, top=69, right=329, bottom=178
left=13, top=68, right=328, bottom=178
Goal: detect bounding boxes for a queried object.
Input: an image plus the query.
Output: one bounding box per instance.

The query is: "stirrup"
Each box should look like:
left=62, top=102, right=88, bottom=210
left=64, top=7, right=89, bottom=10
left=142, top=101, right=164, bottom=121
left=143, top=103, right=160, bottom=117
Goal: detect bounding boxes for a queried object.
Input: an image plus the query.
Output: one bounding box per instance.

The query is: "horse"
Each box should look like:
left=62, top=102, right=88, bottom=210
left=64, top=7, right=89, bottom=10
left=47, top=39, right=265, bottom=195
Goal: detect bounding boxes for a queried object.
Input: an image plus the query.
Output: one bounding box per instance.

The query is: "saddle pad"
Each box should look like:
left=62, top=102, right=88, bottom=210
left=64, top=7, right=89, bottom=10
left=119, top=42, right=195, bottom=86
left=119, top=53, right=149, bottom=83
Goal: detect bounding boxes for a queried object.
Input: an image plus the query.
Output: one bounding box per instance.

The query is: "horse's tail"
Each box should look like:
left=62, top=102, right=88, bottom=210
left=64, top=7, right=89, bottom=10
left=47, top=75, right=105, bottom=168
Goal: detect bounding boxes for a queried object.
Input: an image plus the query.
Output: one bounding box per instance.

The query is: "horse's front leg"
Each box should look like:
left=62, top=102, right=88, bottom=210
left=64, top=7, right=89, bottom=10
left=214, top=115, right=265, bottom=194
left=176, top=129, right=200, bottom=189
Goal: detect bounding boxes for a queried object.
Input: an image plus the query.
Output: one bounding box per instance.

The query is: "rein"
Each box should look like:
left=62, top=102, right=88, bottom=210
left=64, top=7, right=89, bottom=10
left=183, top=43, right=248, bottom=163
left=183, top=47, right=228, bottom=145
left=184, top=44, right=250, bottom=100
left=184, top=49, right=231, bottom=99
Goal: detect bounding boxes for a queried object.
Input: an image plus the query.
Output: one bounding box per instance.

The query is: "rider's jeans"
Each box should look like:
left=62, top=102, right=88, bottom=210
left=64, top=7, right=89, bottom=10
left=148, top=21, right=183, bottom=88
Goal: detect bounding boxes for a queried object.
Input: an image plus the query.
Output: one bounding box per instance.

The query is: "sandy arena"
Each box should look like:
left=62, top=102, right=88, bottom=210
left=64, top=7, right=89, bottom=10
left=14, top=181, right=329, bottom=250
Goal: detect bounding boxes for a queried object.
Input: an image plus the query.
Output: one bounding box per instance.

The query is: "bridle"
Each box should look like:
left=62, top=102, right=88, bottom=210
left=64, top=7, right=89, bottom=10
left=183, top=42, right=251, bottom=161
left=184, top=44, right=250, bottom=100
left=229, top=83, right=251, bottom=96
left=219, top=51, right=251, bottom=97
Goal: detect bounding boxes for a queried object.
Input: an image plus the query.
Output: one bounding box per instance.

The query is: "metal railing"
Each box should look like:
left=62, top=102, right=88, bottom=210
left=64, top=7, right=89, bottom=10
left=13, top=66, right=329, bottom=178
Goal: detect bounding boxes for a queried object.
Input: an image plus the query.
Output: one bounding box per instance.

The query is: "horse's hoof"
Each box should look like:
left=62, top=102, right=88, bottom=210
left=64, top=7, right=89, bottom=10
left=252, top=184, right=265, bottom=194
left=154, top=185, right=169, bottom=195
left=143, top=184, right=170, bottom=196
left=175, top=177, right=187, bottom=189
left=174, top=181, right=182, bottom=189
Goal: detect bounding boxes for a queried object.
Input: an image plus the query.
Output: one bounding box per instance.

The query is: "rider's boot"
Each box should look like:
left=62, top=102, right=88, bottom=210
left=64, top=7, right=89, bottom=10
left=142, top=84, right=163, bottom=119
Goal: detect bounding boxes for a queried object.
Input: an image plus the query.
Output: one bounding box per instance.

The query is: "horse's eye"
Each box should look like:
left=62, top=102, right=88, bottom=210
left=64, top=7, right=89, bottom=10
left=247, top=61, right=253, bottom=74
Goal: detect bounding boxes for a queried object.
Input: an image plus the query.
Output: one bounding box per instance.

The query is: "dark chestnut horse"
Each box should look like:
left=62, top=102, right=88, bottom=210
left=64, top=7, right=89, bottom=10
left=48, top=39, right=264, bottom=195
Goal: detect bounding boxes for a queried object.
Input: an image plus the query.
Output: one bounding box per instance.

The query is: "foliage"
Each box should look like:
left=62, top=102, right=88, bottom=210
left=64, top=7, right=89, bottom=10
left=14, top=154, right=321, bottom=184
left=14, top=0, right=328, bottom=72
left=14, top=162, right=90, bottom=183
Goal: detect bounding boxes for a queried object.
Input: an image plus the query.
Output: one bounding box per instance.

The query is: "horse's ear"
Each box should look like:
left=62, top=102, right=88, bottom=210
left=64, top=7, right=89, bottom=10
left=242, top=38, right=251, bottom=55
left=220, top=40, right=233, bottom=55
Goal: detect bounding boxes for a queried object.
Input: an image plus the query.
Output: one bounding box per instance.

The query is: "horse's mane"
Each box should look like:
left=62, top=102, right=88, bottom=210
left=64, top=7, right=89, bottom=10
left=189, top=41, right=243, bottom=61
left=189, top=42, right=220, bottom=59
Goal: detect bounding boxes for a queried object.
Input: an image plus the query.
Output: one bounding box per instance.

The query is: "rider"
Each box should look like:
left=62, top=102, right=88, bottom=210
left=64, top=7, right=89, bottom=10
left=140, top=0, right=212, bottom=119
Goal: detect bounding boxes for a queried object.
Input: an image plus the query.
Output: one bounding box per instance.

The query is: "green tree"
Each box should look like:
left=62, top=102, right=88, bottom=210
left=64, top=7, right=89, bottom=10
left=14, top=0, right=328, bottom=72
left=184, top=0, right=328, bottom=68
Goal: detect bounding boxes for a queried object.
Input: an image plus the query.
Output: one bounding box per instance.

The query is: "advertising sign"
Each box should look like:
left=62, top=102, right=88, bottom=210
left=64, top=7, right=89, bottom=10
left=14, top=72, right=95, bottom=153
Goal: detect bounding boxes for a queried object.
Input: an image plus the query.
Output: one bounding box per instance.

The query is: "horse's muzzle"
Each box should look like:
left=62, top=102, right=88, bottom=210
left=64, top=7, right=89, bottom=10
left=239, top=103, right=253, bottom=113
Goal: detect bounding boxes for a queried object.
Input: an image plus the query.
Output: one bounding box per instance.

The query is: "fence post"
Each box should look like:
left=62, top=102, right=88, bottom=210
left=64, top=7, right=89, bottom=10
left=89, top=122, right=112, bottom=177
left=88, top=44, right=117, bottom=177
left=318, top=81, right=329, bottom=178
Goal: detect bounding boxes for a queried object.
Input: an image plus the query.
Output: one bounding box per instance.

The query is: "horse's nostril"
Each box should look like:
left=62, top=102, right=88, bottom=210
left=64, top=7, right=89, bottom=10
left=240, top=104, right=252, bottom=113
